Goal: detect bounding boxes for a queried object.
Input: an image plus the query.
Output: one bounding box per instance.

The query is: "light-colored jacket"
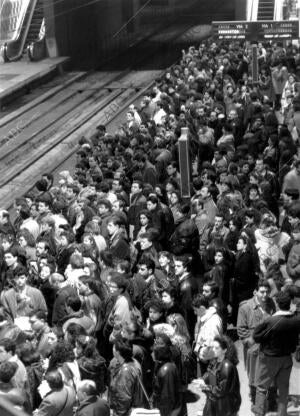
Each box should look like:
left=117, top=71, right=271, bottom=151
left=271, top=65, right=288, bottom=95
left=194, top=307, right=222, bottom=361
left=108, top=295, right=132, bottom=329
left=37, top=385, right=76, bottom=416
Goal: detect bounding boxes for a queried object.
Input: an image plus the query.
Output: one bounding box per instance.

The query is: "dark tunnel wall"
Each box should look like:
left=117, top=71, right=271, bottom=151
left=235, top=0, right=248, bottom=20
left=43, top=0, right=236, bottom=69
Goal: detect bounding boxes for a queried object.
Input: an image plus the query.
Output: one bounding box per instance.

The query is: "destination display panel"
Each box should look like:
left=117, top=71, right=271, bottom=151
left=212, top=20, right=299, bottom=41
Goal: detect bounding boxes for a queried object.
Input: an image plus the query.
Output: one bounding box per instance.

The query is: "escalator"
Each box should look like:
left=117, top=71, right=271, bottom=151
left=0, top=0, right=45, bottom=62
left=22, top=0, right=44, bottom=57
left=257, top=0, right=275, bottom=20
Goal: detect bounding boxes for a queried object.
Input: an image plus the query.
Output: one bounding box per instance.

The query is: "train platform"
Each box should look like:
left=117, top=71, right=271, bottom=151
left=0, top=57, right=69, bottom=109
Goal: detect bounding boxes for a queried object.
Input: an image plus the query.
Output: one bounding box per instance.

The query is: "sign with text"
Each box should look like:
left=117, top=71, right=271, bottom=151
left=212, top=20, right=299, bottom=41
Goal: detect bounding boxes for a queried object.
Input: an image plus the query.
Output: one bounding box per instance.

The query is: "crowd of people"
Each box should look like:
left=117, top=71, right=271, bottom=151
left=0, top=38, right=300, bottom=416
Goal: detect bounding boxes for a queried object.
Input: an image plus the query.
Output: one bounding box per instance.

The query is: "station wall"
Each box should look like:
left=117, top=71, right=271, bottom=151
left=43, top=0, right=235, bottom=69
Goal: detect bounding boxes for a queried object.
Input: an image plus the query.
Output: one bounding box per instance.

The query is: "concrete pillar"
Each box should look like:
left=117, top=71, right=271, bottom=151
left=178, top=127, right=191, bottom=199
left=43, top=0, right=58, bottom=57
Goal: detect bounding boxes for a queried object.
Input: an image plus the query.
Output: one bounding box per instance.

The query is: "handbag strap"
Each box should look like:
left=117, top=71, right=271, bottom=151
left=263, top=316, right=285, bottom=337
left=132, top=365, right=151, bottom=408
left=54, top=388, right=69, bottom=416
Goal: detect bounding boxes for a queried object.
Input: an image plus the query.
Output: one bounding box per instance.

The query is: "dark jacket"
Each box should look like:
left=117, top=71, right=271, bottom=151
left=128, top=193, right=147, bottom=229
left=0, top=221, right=15, bottom=237
left=253, top=312, right=300, bottom=356
left=169, top=216, right=199, bottom=256
left=52, top=285, right=78, bottom=327
left=39, top=280, right=56, bottom=325
left=109, top=361, right=143, bottom=416
left=203, top=358, right=241, bottom=416
left=131, top=336, right=154, bottom=395
left=56, top=245, right=75, bottom=275
left=152, top=361, right=181, bottom=416
left=76, top=396, right=110, bottom=416
left=109, top=231, right=130, bottom=261
left=210, top=297, right=228, bottom=333
left=149, top=206, right=167, bottom=244
left=234, top=251, right=259, bottom=302
left=142, top=161, right=158, bottom=188
left=178, top=273, right=197, bottom=339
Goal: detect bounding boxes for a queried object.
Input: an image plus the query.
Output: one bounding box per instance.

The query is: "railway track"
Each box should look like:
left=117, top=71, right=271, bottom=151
left=0, top=23, right=212, bottom=210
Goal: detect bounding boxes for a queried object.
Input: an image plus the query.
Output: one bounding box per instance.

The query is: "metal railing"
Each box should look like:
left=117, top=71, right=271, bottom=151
left=0, top=0, right=43, bottom=62
left=274, top=0, right=284, bottom=19
left=0, top=0, right=31, bottom=43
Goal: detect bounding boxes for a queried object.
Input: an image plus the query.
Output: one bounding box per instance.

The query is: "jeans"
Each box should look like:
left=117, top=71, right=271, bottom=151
left=254, top=352, right=292, bottom=416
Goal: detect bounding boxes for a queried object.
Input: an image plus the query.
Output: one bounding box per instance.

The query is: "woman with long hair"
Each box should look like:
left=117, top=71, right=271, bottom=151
left=205, top=247, right=232, bottom=306
left=198, top=335, right=241, bottom=416
left=169, top=191, right=183, bottom=224
left=18, top=343, right=44, bottom=411
left=75, top=335, right=107, bottom=394
left=46, top=340, right=81, bottom=392
left=82, top=232, right=100, bottom=263
left=166, top=313, right=196, bottom=388
left=152, top=344, right=182, bottom=416
left=161, top=287, right=183, bottom=318
left=231, top=234, right=260, bottom=323
left=133, top=210, right=152, bottom=243
left=224, top=216, right=242, bottom=253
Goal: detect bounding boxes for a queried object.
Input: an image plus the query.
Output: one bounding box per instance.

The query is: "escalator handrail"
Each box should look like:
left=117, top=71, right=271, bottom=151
left=28, top=19, right=46, bottom=62
left=2, top=0, right=39, bottom=62
left=274, top=0, right=283, bottom=20
left=0, top=0, right=31, bottom=43
left=12, top=0, right=32, bottom=42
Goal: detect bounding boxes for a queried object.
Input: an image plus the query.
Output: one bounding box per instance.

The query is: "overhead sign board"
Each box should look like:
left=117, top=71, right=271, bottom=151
left=212, top=20, right=299, bottom=41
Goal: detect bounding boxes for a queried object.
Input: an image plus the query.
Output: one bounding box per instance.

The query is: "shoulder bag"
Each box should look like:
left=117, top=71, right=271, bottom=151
left=131, top=368, right=160, bottom=416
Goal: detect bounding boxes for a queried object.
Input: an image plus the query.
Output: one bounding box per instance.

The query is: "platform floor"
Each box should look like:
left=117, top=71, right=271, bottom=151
left=0, top=57, right=69, bottom=101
